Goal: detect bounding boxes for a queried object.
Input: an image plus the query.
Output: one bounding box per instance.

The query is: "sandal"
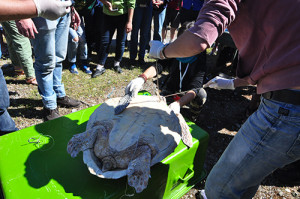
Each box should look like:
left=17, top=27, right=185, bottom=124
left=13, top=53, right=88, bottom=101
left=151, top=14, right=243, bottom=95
left=26, top=77, right=38, bottom=85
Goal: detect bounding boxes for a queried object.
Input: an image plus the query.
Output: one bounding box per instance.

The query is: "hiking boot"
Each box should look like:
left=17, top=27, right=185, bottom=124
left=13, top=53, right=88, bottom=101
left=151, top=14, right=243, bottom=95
left=57, top=96, right=81, bottom=107
left=114, top=65, right=123, bottom=73
left=91, top=67, right=106, bottom=78
left=43, top=107, right=61, bottom=121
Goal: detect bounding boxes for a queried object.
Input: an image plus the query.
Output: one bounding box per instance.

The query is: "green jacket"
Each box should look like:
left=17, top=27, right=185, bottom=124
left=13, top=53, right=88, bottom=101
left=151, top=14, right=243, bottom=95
left=103, top=0, right=135, bottom=16
left=74, top=0, right=97, bottom=15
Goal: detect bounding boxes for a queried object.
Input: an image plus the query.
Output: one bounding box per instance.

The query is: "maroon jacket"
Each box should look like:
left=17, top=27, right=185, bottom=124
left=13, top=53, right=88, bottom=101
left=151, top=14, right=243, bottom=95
left=189, top=0, right=300, bottom=94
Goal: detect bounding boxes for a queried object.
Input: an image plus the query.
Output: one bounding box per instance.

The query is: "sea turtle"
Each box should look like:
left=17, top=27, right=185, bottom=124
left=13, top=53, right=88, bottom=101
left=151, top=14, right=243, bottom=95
left=67, top=95, right=193, bottom=193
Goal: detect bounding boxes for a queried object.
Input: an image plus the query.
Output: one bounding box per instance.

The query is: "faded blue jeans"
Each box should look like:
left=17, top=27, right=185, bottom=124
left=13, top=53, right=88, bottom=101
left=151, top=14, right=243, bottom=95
left=67, top=21, right=88, bottom=63
left=205, top=97, right=300, bottom=199
left=0, top=68, right=18, bottom=134
left=31, top=14, right=70, bottom=110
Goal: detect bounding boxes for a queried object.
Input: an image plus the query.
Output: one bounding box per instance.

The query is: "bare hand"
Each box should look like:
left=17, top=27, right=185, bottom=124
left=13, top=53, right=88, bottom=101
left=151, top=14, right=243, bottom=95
left=126, top=22, right=132, bottom=33
left=15, top=19, right=38, bottom=39
left=104, top=1, right=113, bottom=11
left=71, top=7, right=81, bottom=31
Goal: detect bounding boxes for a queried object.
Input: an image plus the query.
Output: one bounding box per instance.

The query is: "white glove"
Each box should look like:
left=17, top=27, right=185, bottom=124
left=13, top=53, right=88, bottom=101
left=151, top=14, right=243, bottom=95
left=168, top=101, right=180, bottom=115
left=33, top=0, right=72, bottom=20
left=125, top=77, right=145, bottom=97
left=204, top=76, right=235, bottom=90
left=149, top=40, right=165, bottom=59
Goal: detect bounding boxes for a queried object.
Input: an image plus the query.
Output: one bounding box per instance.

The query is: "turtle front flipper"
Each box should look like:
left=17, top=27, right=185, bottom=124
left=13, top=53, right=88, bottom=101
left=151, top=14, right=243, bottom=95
left=67, top=126, right=99, bottom=158
left=127, top=145, right=151, bottom=193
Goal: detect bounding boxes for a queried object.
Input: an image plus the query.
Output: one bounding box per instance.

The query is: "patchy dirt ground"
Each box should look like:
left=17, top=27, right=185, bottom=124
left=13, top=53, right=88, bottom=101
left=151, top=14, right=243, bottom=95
left=1, top=54, right=300, bottom=199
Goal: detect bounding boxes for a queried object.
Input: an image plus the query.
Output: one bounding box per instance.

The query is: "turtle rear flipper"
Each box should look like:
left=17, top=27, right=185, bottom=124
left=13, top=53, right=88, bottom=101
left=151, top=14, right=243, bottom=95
left=127, top=145, right=151, bottom=193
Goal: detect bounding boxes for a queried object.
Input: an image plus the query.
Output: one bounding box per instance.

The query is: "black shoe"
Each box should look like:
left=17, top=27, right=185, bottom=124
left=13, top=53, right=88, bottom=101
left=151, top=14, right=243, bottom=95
left=128, top=59, right=136, bottom=69
left=43, top=107, right=61, bottom=121
left=57, top=96, right=81, bottom=107
left=92, top=68, right=106, bottom=78
left=138, top=59, right=146, bottom=66
left=114, top=65, right=123, bottom=73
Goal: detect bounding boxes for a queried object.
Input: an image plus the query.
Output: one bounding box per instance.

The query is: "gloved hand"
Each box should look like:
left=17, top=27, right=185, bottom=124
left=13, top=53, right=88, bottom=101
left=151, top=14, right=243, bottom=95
left=168, top=101, right=180, bottom=115
left=125, top=77, right=145, bottom=97
left=204, top=76, right=235, bottom=90
left=33, top=0, right=72, bottom=20
left=149, top=40, right=165, bottom=59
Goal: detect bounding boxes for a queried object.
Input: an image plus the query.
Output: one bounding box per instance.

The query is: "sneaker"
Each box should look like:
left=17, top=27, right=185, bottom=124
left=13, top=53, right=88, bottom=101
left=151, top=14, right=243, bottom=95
left=82, top=66, right=92, bottom=74
left=114, top=65, right=123, bottom=73
left=57, top=96, right=81, bottom=107
left=197, top=190, right=208, bottom=199
left=70, top=67, right=79, bottom=75
left=43, top=107, right=61, bottom=121
left=92, top=67, right=106, bottom=78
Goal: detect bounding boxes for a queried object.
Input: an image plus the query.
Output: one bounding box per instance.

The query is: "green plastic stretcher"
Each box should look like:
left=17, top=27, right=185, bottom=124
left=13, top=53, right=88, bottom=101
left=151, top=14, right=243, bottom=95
left=0, top=97, right=209, bottom=199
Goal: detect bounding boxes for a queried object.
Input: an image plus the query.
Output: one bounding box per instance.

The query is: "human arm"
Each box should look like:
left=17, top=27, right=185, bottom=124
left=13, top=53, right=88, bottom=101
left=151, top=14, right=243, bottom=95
left=70, top=7, right=81, bottom=31
left=100, top=0, right=113, bottom=11
left=149, top=0, right=240, bottom=59
left=126, top=8, right=134, bottom=33
left=15, top=19, right=38, bottom=39
left=168, top=90, right=196, bottom=114
left=204, top=76, right=250, bottom=90
left=0, top=0, right=71, bottom=21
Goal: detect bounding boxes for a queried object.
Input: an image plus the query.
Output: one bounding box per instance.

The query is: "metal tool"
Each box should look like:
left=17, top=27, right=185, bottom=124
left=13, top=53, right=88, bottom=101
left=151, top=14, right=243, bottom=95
left=114, top=91, right=133, bottom=115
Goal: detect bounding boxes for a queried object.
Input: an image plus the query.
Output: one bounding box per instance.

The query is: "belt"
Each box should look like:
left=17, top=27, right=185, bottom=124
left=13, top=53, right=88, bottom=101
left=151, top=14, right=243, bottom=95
left=262, top=89, right=300, bottom=105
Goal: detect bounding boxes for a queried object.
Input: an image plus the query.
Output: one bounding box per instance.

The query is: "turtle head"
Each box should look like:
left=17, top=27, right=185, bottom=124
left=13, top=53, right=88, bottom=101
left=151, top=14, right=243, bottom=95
left=101, top=156, right=117, bottom=172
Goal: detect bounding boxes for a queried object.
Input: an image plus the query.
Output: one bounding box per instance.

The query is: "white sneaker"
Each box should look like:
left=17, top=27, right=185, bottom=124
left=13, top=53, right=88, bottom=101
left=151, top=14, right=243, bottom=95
left=198, top=190, right=208, bottom=199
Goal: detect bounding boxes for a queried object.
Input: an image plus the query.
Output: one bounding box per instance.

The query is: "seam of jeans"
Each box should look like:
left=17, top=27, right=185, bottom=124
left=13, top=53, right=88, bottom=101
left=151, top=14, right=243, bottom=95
left=286, top=133, right=300, bottom=159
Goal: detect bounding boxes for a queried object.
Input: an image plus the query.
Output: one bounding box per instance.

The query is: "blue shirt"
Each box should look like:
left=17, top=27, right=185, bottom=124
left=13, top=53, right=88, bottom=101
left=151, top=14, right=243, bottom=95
left=182, top=0, right=203, bottom=11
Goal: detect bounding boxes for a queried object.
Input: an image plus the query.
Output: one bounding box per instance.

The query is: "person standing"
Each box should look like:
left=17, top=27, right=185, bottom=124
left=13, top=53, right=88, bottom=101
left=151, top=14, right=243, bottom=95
left=149, top=0, right=300, bottom=198
left=16, top=2, right=81, bottom=121
left=0, top=0, right=72, bottom=133
left=92, top=0, right=135, bottom=77
left=129, top=0, right=153, bottom=67
left=2, top=20, right=38, bottom=85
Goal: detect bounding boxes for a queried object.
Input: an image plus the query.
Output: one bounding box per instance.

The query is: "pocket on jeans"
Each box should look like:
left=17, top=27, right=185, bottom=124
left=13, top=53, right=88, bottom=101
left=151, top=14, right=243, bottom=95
left=286, top=134, right=300, bottom=159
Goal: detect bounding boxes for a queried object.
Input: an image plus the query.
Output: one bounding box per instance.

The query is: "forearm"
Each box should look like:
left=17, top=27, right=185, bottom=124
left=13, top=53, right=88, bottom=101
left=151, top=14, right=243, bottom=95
left=0, top=0, right=37, bottom=21
left=142, top=66, right=157, bottom=80
left=177, top=90, right=196, bottom=107
left=127, top=8, right=134, bottom=23
left=163, top=31, right=208, bottom=58
left=233, top=78, right=250, bottom=88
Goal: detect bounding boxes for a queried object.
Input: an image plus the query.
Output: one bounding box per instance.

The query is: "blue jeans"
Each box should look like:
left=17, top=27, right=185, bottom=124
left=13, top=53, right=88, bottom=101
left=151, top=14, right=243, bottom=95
left=67, top=23, right=88, bottom=63
left=0, top=68, right=18, bottom=134
left=152, top=8, right=166, bottom=41
left=97, top=13, right=128, bottom=65
left=130, top=5, right=152, bottom=61
left=205, top=97, right=300, bottom=199
left=31, top=15, right=70, bottom=110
